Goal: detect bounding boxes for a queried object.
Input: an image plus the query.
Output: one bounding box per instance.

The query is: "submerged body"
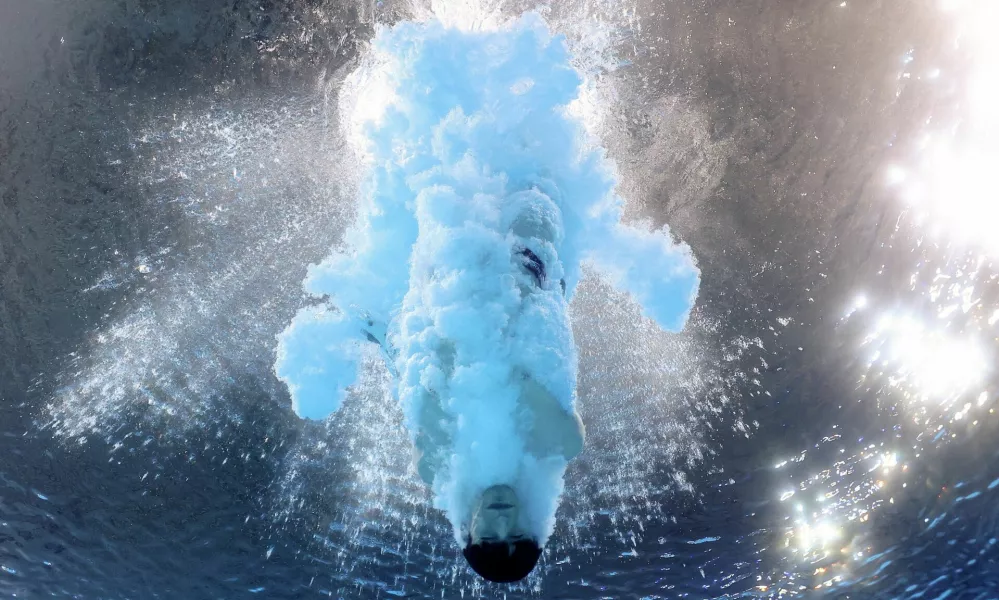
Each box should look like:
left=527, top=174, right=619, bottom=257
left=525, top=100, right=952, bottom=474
left=274, top=14, right=700, bottom=583
left=359, top=223, right=586, bottom=488
left=364, top=184, right=586, bottom=567
left=410, top=352, right=586, bottom=487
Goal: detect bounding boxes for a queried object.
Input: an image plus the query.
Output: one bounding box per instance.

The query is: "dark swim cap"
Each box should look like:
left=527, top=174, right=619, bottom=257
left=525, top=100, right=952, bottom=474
left=462, top=539, right=542, bottom=583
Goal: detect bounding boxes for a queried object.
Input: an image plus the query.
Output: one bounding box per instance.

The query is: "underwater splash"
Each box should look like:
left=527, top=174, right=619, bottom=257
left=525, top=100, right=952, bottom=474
left=39, top=1, right=742, bottom=593
left=274, top=13, right=700, bottom=547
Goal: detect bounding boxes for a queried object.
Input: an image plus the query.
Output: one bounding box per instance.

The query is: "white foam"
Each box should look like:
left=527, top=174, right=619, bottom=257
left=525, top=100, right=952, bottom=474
left=274, top=13, right=699, bottom=544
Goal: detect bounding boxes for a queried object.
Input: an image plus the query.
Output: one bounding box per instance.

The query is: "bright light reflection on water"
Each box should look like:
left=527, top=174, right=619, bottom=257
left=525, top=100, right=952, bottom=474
left=768, top=2, right=999, bottom=594
left=890, top=0, right=999, bottom=256
left=862, top=312, right=990, bottom=403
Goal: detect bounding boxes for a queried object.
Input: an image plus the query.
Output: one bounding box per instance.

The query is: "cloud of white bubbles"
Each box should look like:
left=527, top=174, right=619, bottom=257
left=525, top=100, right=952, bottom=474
left=274, top=13, right=700, bottom=546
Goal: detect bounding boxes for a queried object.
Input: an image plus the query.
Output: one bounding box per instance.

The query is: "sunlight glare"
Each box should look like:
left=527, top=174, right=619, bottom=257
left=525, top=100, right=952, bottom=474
left=864, top=313, right=990, bottom=403
left=893, top=1, right=999, bottom=255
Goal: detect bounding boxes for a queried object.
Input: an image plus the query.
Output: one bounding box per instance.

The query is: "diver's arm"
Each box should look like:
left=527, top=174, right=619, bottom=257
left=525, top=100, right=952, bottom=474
left=520, top=375, right=585, bottom=461
left=582, top=221, right=700, bottom=332
left=561, top=408, right=585, bottom=461
left=274, top=306, right=397, bottom=421
left=274, top=306, right=369, bottom=421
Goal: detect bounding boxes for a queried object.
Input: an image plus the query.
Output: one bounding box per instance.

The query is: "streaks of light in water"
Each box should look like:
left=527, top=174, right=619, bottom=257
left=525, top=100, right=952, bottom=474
left=791, top=9, right=999, bottom=591
left=769, top=432, right=911, bottom=595
left=769, top=295, right=994, bottom=595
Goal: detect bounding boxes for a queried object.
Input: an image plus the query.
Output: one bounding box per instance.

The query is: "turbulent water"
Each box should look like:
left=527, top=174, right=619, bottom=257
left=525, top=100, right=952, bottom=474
left=1, top=0, right=998, bottom=598
left=274, top=13, right=702, bottom=551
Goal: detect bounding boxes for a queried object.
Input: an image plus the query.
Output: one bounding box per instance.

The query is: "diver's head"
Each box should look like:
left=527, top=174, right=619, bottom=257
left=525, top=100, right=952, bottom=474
left=462, top=485, right=542, bottom=583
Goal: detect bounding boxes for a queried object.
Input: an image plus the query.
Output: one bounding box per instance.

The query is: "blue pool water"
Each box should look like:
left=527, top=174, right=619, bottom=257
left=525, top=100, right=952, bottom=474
left=1, top=0, right=997, bottom=598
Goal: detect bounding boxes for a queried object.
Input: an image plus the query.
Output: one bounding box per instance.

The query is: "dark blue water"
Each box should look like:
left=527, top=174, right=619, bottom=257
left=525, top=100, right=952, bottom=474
left=2, top=0, right=998, bottom=598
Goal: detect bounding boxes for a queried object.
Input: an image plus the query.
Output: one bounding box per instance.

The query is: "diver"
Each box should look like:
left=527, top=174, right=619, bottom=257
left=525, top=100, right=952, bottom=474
left=274, top=17, right=699, bottom=585
left=357, top=193, right=585, bottom=583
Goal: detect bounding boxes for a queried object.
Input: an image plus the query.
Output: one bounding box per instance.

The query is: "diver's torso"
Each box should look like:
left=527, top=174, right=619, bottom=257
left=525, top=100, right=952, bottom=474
left=395, top=187, right=583, bottom=487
